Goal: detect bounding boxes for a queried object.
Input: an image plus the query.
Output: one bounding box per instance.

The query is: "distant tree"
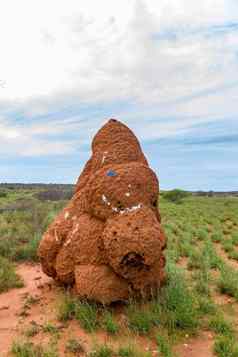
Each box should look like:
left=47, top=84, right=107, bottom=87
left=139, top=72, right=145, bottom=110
left=35, top=189, right=73, bottom=201
left=163, top=189, right=190, bottom=204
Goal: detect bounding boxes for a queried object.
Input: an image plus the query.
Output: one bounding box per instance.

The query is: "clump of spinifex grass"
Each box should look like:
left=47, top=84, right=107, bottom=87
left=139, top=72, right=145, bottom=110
left=126, top=301, right=159, bottom=335
left=231, top=232, right=238, bottom=246
left=57, top=293, right=99, bottom=332
left=151, top=263, right=199, bottom=334
left=75, top=300, right=98, bottom=332
left=57, top=292, right=76, bottom=322
left=209, top=313, right=234, bottom=336
left=101, top=310, right=119, bottom=335
left=217, top=264, right=238, bottom=300
left=208, top=312, right=238, bottom=357
left=156, top=335, right=173, bottom=357
left=211, top=232, right=223, bottom=243
left=0, top=256, right=23, bottom=292
left=118, top=344, right=152, bottom=357
left=89, top=343, right=114, bottom=357
left=222, top=240, right=234, bottom=254
left=11, top=340, right=58, bottom=357
left=65, top=338, right=84, bottom=354
left=213, top=336, right=238, bottom=357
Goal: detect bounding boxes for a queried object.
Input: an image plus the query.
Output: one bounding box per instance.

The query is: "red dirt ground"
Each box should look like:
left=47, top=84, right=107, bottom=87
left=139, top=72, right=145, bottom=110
left=0, top=263, right=219, bottom=356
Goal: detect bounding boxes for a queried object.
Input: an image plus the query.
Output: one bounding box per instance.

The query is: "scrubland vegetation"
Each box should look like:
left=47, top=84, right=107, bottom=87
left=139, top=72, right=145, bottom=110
left=1, top=186, right=238, bottom=356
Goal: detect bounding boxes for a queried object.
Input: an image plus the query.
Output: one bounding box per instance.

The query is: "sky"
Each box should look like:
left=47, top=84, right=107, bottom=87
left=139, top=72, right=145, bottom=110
left=0, top=0, right=237, bottom=191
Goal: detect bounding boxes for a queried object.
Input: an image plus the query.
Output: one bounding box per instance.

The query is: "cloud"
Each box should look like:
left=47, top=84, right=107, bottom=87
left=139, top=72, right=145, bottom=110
left=0, top=0, right=237, bottom=189
left=0, top=0, right=237, bottom=112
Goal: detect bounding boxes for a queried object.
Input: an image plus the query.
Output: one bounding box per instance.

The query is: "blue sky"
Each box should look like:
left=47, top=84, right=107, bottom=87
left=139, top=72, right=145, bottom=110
left=0, top=0, right=237, bottom=191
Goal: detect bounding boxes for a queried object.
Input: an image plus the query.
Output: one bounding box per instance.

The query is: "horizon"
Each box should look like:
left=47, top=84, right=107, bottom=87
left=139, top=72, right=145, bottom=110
left=0, top=0, right=237, bottom=191
left=0, top=181, right=237, bottom=193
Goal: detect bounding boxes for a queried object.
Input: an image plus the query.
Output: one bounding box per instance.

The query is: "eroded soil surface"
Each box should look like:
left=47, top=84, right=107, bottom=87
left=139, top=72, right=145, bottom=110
left=0, top=264, right=53, bottom=356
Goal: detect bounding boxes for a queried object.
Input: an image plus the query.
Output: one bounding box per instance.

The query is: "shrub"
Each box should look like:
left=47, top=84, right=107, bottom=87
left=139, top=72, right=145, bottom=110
left=163, top=189, right=190, bottom=204
left=0, top=191, right=7, bottom=198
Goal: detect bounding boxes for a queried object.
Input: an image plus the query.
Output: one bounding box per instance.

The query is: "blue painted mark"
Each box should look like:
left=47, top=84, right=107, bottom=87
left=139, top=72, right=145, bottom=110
left=107, top=170, right=117, bottom=177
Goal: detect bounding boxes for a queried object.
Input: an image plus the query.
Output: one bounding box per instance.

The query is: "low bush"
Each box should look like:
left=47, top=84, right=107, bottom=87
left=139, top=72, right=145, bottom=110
left=163, top=189, right=190, bottom=204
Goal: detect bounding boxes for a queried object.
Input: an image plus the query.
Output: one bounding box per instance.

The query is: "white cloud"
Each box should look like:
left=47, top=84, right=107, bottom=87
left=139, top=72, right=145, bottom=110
left=0, top=0, right=237, bottom=116
left=0, top=119, right=77, bottom=156
left=0, top=0, right=237, bottom=164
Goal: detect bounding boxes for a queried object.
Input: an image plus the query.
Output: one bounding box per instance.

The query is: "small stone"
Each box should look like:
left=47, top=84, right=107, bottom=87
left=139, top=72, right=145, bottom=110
left=0, top=305, right=9, bottom=310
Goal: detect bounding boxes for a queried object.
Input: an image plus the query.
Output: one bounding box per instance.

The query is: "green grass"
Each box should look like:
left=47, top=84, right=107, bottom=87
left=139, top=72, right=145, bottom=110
left=2, top=189, right=238, bottom=357
left=0, top=199, right=62, bottom=263
left=102, top=310, right=119, bottom=334
left=156, top=335, right=173, bottom=357
left=57, top=293, right=98, bottom=332
left=213, top=336, right=238, bottom=357
left=217, top=265, right=238, bottom=300
left=118, top=345, right=152, bottom=357
left=75, top=300, right=98, bottom=332
left=152, top=263, right=199, bottom=333
left=127, top=303, right=158, bottom=335
left=211, top=232, right=223, bottom=243
left=11, top=341, right=58, bottom=357
left=57, top=293, right=76, bottom=321
left=90, top=344, right=113, bottom=357
left=0, top=256, right=23, bottom=292
left=42, top=322, right=59, bottom=335
left=209, top=314, right=234, bottom=336
left=65, top=338, right=84, bottom=354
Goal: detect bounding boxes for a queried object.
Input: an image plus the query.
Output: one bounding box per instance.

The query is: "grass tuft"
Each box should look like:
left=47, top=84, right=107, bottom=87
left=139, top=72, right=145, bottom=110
left=0, top=256, right=23, bottom=292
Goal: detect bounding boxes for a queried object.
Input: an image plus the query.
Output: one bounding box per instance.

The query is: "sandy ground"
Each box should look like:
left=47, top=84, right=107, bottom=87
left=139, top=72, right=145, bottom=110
left=0, top=262, right=227, bottom=357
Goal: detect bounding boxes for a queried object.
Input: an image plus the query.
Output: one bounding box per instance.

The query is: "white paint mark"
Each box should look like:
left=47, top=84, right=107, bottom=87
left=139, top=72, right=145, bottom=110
left=64, top=212, right=69, bottom=219
left=102, top=151, right=108, bottom=164
left=64, top=239, right=71, bottom=247
left=102, top=194, right=111, bottom=206
left=119, top=203, right=142, bottom=215
left=72, top=223, right=79, bottom=235
left=112, top=203, right=142, bottom=214
left=55, top=231, right=59, bottom=242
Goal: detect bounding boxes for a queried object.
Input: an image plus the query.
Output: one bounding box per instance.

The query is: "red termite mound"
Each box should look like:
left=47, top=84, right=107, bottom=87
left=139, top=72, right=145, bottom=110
left=38, top=119, right=166, bottom=304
